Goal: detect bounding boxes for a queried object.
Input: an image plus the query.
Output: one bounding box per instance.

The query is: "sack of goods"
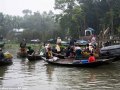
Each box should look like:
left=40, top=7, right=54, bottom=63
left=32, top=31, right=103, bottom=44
left=4, top=51, right=13, bottom=59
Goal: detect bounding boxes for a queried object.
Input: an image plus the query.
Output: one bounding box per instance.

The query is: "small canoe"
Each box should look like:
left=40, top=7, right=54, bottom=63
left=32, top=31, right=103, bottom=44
left=0, top=59, right=13, bottom=66
left=27, top=55, right=42, bottom=61
left=43, top=57, right=114, bottom=68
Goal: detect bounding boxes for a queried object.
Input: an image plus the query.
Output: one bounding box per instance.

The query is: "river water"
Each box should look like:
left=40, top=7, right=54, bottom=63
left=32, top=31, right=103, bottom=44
left=0, top=45, right=120, bottom=90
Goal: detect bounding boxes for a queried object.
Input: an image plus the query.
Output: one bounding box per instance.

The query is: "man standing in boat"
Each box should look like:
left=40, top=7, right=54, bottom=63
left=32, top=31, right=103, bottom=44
left=20, top=39, right=27, bottom=53
left=56, top=37, right=62, bottom=45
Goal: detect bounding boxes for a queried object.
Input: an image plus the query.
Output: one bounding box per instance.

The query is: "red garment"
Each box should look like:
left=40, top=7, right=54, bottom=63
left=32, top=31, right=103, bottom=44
left=88, top=56, right=96, bottom=63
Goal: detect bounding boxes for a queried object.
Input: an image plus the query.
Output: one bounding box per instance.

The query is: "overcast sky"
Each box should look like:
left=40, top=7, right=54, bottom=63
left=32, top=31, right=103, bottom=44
left=0, top=0, right=59, bottom=16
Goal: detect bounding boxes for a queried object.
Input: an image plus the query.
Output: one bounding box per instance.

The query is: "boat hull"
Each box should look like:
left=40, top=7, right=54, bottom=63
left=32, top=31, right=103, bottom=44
left=0, top=59, right=13, bottom=66
left=27, top=55, right=42, bottom=61
left=43, top=57, right=113, bottom=68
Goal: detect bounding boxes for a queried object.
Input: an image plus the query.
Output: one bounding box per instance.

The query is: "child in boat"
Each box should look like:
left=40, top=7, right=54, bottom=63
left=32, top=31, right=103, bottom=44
left=88, top=53, right=96, bottom=63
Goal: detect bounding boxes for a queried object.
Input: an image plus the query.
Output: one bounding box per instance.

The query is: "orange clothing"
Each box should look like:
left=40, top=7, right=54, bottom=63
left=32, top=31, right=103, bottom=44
left=88, top=56, right=96, bottom=63
left=20, top=48, right=26, bottom=52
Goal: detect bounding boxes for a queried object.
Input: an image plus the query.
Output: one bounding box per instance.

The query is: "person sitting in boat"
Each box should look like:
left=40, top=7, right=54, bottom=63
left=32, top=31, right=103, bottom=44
left=27, top=46, right=35, bottom=55
left=45, top=43, right=51, bottom=53
left=88, top=53, right=96, bottom=63
left=84, top=43, right=90, bottom=53
left=74, top=44, right=82, bottom=60
left=47, top=47, right=53, bottom=59
left=4, top=51, right=13, bottom=59
left=69, top=46, right=75, bottom=57
left=89, top=43, right=94, bottom=54
left=52, top=46, right=57, bottom=53
left=55, top=43, right=61, bottom=54
left=65, top=46, right=71, bottom=57
left=20, top=39, right=27, bottom=53
left=0, top=48, right=4, bottom=60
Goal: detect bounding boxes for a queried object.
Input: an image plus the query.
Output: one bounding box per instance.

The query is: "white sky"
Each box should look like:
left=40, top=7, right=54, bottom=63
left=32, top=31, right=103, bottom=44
left=0, top=0, right=59, bottom=16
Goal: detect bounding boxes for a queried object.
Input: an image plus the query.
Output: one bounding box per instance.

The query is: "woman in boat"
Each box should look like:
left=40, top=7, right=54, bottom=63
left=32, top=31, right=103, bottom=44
left=46, top=45, right=53, bottom=59
left=20, top=39, right=27, bottom=53
left=44, top=43, right=53, bottom=59
left=88, top=53, right=96, bottom=63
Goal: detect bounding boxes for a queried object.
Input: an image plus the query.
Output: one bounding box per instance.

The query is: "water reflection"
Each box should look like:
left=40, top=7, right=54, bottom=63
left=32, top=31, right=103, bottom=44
left=20, top=58, right=38, bottom=73
left=0, top=66, right=9, bottom=85
left=45, top=64, right=54, bottom=80
left=0, top=49, right=120, bottom=90
left=88, top=70, right=96, bottom=82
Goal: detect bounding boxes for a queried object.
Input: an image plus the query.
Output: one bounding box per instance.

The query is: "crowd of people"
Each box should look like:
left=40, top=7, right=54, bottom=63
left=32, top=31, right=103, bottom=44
left=44, top=37, right=98, bottom=63
left=0, top=37, right=97, bottom=63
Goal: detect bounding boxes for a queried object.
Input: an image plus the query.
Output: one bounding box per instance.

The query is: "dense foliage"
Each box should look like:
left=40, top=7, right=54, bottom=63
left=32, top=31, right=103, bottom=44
left=55, top=0, right=120, bottom=38
left=0, top=10, right=61, bottom=42
left=0, top=0, right=120, bottom=42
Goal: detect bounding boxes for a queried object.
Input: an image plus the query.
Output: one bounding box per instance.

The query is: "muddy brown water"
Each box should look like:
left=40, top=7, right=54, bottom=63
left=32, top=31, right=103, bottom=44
left=0, top=44, right=120, bottom=90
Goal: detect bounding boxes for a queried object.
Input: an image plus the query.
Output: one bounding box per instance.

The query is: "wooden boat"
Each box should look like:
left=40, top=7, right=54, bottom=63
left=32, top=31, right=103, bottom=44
left=43, top=57, right=114, bottom=68
left=27, top=54, right=42, bottom=61
left=17, top=48, right=27, bottom=58
left=0, top=59, right=13, bottom=66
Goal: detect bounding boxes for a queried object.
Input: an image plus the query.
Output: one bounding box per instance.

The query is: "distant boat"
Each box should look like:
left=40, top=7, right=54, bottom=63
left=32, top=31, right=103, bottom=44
left=100, top=44, right=120, bottom=59
left=100, top=45, right=120, bottom=57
